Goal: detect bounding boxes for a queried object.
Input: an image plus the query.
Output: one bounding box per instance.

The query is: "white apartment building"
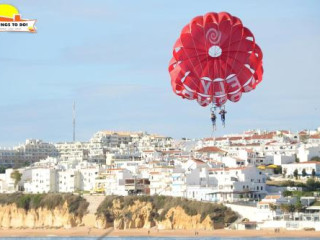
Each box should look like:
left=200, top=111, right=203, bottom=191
left=221, top=156, right=245, bottom=168
left=171, top=169, right=187, bottom=197
left=0, top=149, right=18, bottom=167
left=297, top=145, right=320, bottom=162
left=90, top=131, right=134, bottom=148
left=77, top=165, right=100, bottom=192
left=186, top=185, right=217, bottom=201
left=57, top=169, right=80, bottom=192
left=195, top=146, right=226, bottom=160
left=0, top=168, right=17, bottom=193
left=309, top=135, right=320, bottom=144
left=15, top=139, right=58, bottom=162
left=103, top=168, right=133, bottom=195
left=24, top=168, right=56, bottom=193
left=208, top=166, right=267, bottom=202
left=55, top=142, right=89, bottom=162
left=149, top=169, right=173, bottom=196
left=0, top=139, right=58, bottom=167
left=273, top=154, right=295, bottom=165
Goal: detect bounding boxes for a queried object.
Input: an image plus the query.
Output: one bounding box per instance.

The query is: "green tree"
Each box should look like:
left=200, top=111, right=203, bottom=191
left=306, top=178, right=320, bottom=191
left=312, top=169, right=316, bottom=178
left=288, top=204, right=296, bottom=214
left=282, top=168, right=287, bottom=178
left=282, top=191, right=292, bottom=197
left=311, top=156, right=320, bottom=162
left=280, top=204, right=290, bottom=213
left=10, top=170, right=22, bottom=188
left=274, top=166, right=282, bottom=174
left=269, top=203, right=277, bottom=216
left=294, top=154, right=300, bottom=163
left=0, top=166, right=6, bottom=174
left=293, top=169, right=299, bottom=180
left=280, top=204, right=295, bottom=218
left=302, top=169, right=307, bottom=177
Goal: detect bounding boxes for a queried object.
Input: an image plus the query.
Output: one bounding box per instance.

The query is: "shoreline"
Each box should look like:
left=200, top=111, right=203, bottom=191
left=1, top=227, right=320, bottom=238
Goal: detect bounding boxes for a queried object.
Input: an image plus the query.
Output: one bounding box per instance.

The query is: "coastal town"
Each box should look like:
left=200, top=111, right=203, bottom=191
left=1, top=127, right=320, bottom=231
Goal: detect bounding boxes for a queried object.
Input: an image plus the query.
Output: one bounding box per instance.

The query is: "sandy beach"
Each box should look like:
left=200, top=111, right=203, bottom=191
left=1, top=227, right=320, bottom=238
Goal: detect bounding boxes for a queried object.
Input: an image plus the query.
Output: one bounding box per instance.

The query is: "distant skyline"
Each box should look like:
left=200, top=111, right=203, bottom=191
left=1, top=0, right=320, bottom=146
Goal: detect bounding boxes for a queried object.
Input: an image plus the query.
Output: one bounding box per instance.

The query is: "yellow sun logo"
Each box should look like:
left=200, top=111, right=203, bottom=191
left=0, top=4, right=19, bottom=19
left=0, top=4, right=36, bottom=33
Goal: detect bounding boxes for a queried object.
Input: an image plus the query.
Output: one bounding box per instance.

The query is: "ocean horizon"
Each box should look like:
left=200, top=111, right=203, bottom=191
left=1, top=237, right=320, bottom=240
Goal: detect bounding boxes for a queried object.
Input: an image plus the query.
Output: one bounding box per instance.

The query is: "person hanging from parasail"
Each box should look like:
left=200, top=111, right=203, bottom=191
left=168, top=12, right=264, bottom=131
left=210, top=110, right=217, bottom=130
left=219, top=108, right=227, bottom=127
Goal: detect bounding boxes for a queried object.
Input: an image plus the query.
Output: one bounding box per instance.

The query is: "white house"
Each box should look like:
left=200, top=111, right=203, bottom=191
left=57, top=169, right=80, bottom=192
left=0, top=168, right=17, bottom=193
left=297, top=145, right=320, bottom=162
left=24, top=168, right=57, bottom=193
left=208, top=166, right=267, bottom=202
left=273, top=154, right=295, bottom=165
left=77, top=166, right=99, bottom=192
left=104, top=168, right=133, bottom=195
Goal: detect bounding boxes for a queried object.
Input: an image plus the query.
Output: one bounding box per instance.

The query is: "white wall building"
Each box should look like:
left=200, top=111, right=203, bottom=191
left=282, top=161, right=320, bottom=177
left=0, top=169, right=17, bottom=193
left=297, top=145, right=320, bottom=162
left=273, top=154, right=295, bottom=165
left=24, top=168, right=57, bottom=193
left=57, top=169, right=80, bottom=192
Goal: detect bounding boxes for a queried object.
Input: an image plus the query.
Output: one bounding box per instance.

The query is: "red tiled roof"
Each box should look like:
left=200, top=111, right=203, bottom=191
left=258, top=201, right=271, bottom=205
left=203, top=137, right=214, bottom=141
left=192, top=158, right=206, bottom=164
left=215, top=137, right=228, bottom=141
left=197, top=146, right=225, bottom=153
left=251, top=133, right=274, bottom=140
left=266, top=140, right=277, bottom=145
left=280, top=130, right=289, bottom=134
left=265, top=195, right=281, bottom=199
left=229, top=136, right=243, bottom=141
left=310, top=135, right=320, bottom=139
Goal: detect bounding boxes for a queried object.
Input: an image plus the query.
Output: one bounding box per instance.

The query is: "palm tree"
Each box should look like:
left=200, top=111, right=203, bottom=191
left=302, top=169, right=307, bottom=177
left=269, top=204, right=277, bottom=219
left=293, top=169, right=298, bottom=180
left=10, top=170, right=22, bottom=189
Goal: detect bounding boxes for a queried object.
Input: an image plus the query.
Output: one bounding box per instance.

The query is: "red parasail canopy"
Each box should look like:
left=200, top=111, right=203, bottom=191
left=169, top=12, right=263, bottom=107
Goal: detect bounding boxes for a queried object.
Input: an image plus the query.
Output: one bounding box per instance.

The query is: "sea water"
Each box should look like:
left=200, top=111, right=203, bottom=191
left=0, top=237, right=320, bottom=240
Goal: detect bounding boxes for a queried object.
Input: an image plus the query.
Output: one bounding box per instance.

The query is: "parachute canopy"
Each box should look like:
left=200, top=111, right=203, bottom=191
left=169, top=12, right=263, bottom=107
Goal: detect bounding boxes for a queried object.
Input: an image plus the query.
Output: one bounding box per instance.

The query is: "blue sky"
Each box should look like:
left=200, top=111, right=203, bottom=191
left=0, top=0, right=319, bottom=146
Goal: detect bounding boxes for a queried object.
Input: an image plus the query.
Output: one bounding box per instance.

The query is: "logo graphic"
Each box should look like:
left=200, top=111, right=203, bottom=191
left=0, top=4, right=36, bottom=32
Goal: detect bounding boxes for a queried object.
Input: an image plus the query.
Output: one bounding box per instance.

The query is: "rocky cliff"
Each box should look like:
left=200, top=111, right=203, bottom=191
left=95, top=196, right=237, bottom=230
left=0, top=194, right=237, bottom=230
left=0, top=202, right=81, bottom=228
